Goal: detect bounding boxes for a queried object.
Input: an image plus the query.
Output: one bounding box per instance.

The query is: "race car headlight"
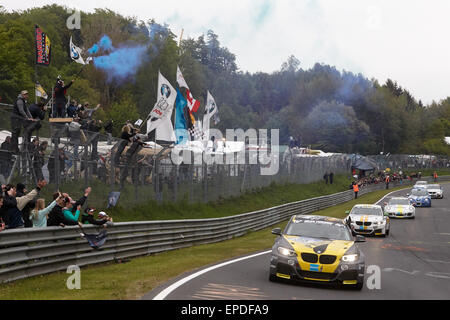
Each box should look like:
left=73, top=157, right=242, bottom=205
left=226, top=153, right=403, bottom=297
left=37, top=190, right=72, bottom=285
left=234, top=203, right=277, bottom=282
left=277, top=247, right=297, bottom=257
left=342, top=254, right=359, bottom=262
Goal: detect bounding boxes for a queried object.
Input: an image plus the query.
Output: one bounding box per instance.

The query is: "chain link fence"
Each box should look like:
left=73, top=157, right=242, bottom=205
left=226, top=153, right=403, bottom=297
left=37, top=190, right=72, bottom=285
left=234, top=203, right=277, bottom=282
left=0, top=108, right=355, bottom=209
left=0, top=107, right=449, bottom=210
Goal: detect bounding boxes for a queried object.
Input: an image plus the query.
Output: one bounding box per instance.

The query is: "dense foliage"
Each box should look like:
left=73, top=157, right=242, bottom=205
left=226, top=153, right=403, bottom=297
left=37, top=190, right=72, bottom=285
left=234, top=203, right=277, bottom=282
left=0, top=4, right=449, bottom=155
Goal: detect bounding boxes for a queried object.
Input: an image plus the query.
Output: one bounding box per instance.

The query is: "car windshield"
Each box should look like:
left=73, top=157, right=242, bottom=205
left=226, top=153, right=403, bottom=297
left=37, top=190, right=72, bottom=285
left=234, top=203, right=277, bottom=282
left=427, top=185, right=440, bottom=189
left=389, top=198, right=410, bottom=206
left=350, top=207, right=383, bottom=216
left=285, top=221, right=352, bottom=241
left=411, top=189, right=428, bottom=196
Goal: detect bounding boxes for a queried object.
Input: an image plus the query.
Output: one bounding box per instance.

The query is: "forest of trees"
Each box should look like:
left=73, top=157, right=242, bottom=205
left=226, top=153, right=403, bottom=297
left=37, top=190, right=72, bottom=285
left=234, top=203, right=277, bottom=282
left=0, top=4, right=449, bottom=155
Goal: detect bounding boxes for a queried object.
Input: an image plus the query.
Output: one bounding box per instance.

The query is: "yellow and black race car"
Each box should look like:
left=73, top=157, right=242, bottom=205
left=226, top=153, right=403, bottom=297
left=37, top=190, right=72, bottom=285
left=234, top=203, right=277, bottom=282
left=269, top=215, right=366, bottom=290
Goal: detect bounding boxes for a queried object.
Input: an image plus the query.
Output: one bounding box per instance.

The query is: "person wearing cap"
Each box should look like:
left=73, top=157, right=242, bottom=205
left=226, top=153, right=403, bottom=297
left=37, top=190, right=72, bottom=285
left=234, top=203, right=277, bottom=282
left=81, top=208, right=110, bottom=225
left=11, top=90, right=36, bottom=153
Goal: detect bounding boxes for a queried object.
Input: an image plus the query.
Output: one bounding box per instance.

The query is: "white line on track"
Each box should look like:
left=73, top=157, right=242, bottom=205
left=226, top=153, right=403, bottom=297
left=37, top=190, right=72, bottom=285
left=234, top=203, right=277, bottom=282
left=152, top=250, right=272, bottom=300
left=152, top=186, right=413, bottom=300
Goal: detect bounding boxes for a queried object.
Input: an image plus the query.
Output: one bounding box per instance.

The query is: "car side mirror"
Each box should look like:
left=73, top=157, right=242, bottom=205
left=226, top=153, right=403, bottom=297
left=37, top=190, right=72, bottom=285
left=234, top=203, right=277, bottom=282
left=355, top=235, right=366, bottom=243
left=272, top=228, right=282, bottom=236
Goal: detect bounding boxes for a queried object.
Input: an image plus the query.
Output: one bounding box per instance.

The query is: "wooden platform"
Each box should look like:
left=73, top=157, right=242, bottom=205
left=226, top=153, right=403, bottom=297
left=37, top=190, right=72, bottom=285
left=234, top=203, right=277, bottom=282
left=49, top=118, right=73, bottom=123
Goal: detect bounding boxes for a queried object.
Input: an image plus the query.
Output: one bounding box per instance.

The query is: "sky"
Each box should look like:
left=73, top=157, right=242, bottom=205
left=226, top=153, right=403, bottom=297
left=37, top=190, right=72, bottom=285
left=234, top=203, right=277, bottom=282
left=2, top=0, right=450, bottom=104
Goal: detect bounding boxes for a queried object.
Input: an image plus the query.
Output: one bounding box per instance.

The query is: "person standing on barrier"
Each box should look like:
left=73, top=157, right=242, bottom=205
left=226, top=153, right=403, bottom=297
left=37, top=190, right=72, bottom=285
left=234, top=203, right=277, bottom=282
left=53, top=76, right=74, bottom=118
left=11, top=90, right=36, bottom=153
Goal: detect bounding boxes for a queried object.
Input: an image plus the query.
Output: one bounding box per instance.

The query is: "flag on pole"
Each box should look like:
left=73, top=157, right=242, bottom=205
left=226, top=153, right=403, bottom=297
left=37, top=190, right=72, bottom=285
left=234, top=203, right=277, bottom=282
left=186, top=89, right=201, bottom=113
left=174, top=87, right=188, bottom=144
left=35, top=25, right=51, bottom=66
left=176, top=65, right=189, bottom=89
left=70, top=36, right=86, bottom=65
left=176, top=65, right=200, bottom=113
left=203, top=91, right=220, bottom=138
left=35, top=82, right=48, bottom=99
left=146, top=72, right=177, bottom=134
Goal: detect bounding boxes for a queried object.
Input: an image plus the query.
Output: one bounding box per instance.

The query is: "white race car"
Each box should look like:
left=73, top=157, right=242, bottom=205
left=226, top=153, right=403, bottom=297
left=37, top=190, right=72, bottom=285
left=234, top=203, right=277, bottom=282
left=427, top=184, right=444, bottom=199
left=384, top=197, right=416, bottom=219
left=414, top=181, right=428, bottom=188
left=345, top=204, right=390, bottom=237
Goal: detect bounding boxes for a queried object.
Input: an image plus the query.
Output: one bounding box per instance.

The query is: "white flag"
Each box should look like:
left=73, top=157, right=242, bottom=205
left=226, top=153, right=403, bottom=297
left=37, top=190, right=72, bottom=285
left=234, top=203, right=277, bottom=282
left=202, top=91, right=219, bottom=135
left=147, top=72, right=177, bottom=134
left=176, top=65, right=190, bottom=89
left=70, top=36, right=85, bottom=65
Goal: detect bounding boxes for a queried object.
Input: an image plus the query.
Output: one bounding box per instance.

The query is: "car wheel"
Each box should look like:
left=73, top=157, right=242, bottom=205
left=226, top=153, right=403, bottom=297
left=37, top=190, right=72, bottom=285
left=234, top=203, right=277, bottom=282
left=269, top=274, right=278, bottom=282
left=353, top=281, right=364, bottom=290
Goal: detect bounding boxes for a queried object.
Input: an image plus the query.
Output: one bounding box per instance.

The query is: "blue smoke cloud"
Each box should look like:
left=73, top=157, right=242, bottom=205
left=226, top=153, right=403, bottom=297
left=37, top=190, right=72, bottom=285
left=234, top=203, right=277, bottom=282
left=88, top=35, right=115, bottom=54
left=88, top=35, right=147, bottom=83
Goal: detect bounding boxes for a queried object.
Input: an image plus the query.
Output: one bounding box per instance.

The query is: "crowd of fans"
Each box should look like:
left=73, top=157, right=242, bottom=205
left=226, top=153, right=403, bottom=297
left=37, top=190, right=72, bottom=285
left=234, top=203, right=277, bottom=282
left=0, top=181, right=112, bottom=231
left=0, top=81, right=155, bottom=187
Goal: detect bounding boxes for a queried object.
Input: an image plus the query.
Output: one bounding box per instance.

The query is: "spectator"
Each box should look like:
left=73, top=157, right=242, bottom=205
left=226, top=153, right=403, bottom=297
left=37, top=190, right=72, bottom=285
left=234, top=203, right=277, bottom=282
left=88, top=119, right=102, bottom=169
left=67, top=99, right=78, bottom=118
left=79, top=102, right=100, bottom=120
left=329, top=172, right=334, bottom=184
left=33, top=141, right=48, bottom=181
left=385, top=175, right=390, bottom=190
left=0, top=195, right=5, bottom=231
left=81, top=208, right=111, bottom=225
left=2, top=180, right=47, bottom=229
left=30, top=196, right=60, bottom=228
left=0, top=136, right=12, bottom=179
left=16, top=183, right=34, bottom=228
left=47, top=187, right=91, bottom=227
left=28, top=100, right=47, bottom=135
left=48, top=148, right=67, bottom=184
left=323, top=172, right=329, bottom=184
left=104, top=120, right=114, bottom=145
left=68, top=117, right=83, bottom=160
left=11, top=90, right=36, bottom=153
left=62, top=200, right=82, bottom=225
left=53, top=76, right=74, bottom=118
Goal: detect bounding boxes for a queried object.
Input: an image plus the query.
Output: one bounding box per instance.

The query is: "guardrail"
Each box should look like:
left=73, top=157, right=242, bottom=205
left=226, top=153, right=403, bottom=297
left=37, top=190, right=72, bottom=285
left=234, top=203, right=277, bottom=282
left=0, top=176, right=447, bottom=283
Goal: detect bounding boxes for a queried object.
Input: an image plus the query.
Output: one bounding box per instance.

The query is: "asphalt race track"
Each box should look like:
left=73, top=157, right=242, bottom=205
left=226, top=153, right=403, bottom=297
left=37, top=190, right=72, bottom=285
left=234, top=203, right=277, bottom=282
left=145, top=184, right=450, bottom=300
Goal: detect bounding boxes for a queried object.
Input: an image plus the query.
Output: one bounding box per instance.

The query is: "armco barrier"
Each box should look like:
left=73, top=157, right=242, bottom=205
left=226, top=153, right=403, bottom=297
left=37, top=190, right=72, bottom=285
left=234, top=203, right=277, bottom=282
left=0, top=176, right=447, bottom=283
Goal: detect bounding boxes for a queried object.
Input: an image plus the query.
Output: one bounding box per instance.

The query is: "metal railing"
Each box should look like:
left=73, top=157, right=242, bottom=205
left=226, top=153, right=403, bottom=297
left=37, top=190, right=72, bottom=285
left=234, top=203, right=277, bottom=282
left=1, top=176, right=446, bottom=283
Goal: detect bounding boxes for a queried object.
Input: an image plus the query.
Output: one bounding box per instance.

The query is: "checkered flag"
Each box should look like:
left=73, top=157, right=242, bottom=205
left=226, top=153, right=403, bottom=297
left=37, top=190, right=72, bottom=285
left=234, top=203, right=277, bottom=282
left=188, top=126, right=203, bottom=141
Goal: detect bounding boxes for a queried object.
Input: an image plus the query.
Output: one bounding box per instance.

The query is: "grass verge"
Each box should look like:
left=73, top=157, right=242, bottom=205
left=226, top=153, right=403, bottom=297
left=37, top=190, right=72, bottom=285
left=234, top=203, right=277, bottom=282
left=0, top=184, right=411, bottom=300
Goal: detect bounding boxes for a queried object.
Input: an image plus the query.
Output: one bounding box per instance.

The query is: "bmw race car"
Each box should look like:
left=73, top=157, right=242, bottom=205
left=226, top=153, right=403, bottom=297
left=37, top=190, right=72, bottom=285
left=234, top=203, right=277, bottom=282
left=408, top=187, right=431, bottom=207
left=384, top=197, right=415, bottom=219
left=269, top=215, right=365, bottom=290
left=426, top=184, right=443, bottom=199
left=414, top=181, right=428, bottom=188
left=345, top=204, right=390, bottom=237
